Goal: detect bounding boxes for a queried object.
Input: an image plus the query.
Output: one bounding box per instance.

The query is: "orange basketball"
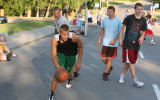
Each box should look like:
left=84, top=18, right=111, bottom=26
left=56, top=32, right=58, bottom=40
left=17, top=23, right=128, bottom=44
left=55, top=67, right=69, bottom=83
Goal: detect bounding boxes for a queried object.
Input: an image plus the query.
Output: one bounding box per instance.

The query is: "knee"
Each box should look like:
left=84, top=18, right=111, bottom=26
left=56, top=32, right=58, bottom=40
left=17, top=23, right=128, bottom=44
left=108, top=57, right=112, bottom=62
left=101, top=57, right=106, bottom=62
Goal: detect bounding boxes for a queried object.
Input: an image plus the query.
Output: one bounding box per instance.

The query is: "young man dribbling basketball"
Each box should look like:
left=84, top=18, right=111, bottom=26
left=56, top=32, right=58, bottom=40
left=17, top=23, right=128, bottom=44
left=48, top=24, right=83, bottom=100
left=97, top=6, right=122, bottom=81
left=119, top=3, right=147, bottom=87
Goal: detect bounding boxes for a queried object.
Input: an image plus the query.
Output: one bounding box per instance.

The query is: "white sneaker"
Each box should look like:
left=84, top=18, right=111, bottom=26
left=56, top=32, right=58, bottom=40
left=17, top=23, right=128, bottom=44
left=119, top=74, right=124, bottom=83
left=66, top=78, right=73, bottom=88
left=133, top=79, right=144, bottom=87
left=13, top=53, right=17, bottom=57
left=151, top=42, right=156, bottom=45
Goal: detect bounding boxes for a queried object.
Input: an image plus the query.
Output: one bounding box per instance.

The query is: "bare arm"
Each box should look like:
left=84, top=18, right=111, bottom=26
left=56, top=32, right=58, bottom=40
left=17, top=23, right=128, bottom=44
left=72, top=33, right=83, bottom=63
left=119, top=25, right=126, bottom=47
left=51, top=37, right=61, bottom=69
left=72, top=33, right=83, bottom=71
left=149, top=19, right=155, bottom=25
left=138, top=31, right=145, bottom=45
left=97, top=28, right=104, bottom=46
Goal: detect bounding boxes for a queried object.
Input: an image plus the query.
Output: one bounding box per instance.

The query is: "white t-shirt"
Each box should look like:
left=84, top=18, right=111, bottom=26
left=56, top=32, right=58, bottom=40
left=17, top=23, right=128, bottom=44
left=97, top=15, right=101, bottom=21
left=88, top=10, right=92, bottom=18
left=55, top=15, right=70, bottom=32
left=147, top=19, right=152, bottom=30
left=78, top=13, right=82, bottom=21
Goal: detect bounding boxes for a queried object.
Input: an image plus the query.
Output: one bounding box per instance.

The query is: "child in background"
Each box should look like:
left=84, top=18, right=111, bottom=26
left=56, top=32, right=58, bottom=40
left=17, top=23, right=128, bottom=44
left=97, top=8, right=102, bottom=27
left=145, top=15, right=156, bottom=45
left=73, top=16, right=77, bottom=25
left=0, top=33, right=17, bottom=61
left=77, top=11, right=83, bottom=34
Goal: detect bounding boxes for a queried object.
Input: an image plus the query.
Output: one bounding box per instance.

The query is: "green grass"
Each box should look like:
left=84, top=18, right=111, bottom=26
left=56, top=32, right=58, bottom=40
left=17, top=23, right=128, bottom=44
left=0, top=21, right=53, bottom=34
left=115, top=0, right=140, bottom=2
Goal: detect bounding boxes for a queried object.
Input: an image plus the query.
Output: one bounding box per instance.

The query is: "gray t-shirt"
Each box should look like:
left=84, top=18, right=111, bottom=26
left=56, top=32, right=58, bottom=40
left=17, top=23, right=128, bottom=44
left=55, top=15, right=70, bottom=32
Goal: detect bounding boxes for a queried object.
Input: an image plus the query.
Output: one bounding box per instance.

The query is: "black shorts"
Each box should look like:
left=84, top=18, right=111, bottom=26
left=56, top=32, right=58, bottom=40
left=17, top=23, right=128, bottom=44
left=88, top=18, right=92, bottom=23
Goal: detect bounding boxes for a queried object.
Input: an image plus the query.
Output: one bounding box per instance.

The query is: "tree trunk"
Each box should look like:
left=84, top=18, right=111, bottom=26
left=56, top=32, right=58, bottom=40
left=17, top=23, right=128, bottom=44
left=20, top=12, right=23, bottom=17
left=36, top=6, right=40, bottom=17
left=45, top=3, right=50, bottom=18
left=0, top=9, right=4, bottom=16
left=27, top=9, right=31, bottom=17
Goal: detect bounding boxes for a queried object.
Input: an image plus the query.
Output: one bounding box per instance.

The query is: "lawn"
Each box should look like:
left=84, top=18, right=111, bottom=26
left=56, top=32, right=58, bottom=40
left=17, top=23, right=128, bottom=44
left=0, top=21, right=53, bottom=34
left=115, top=0, right=140, bottom=2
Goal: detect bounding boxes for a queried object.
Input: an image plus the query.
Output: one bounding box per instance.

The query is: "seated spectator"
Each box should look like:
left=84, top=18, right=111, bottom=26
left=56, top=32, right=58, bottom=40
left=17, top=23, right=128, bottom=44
left=0, top=33, right=16, bottom=61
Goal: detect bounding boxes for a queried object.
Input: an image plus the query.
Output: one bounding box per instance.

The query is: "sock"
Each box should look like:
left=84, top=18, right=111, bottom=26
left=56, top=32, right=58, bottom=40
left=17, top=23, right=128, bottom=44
left=121, top=73, right=124, bottom=77
left=51, top=91, right=54, bottom=96
left=133, top=78, right=137, bottom=82
left=2, top=55, right=7, bottom=60
left=151, top=40, right=153, bottom=42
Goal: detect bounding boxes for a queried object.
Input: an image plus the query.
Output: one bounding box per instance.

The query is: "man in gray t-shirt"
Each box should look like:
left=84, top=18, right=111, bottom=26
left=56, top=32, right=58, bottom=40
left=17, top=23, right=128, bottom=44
left=53, top=6, right=70, bottom=33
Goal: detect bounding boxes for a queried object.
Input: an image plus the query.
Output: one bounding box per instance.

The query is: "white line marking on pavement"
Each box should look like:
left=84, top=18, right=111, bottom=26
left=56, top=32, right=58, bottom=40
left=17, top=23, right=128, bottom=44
left=153, top=84, right=160, bottom=100
left=139, top=52, right=144, bottom=58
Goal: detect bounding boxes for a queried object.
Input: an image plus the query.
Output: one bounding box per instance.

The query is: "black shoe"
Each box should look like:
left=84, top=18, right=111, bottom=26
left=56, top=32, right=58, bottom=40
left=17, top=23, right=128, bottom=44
left=103, top=73, right=109, bottom=81
left=6, top=51, right=13, bottom=61
left=48, top=93, right=55, bottom=100
left=73, top=72, right=80, bottom=79
left=144, top=38, right=146, bottom=40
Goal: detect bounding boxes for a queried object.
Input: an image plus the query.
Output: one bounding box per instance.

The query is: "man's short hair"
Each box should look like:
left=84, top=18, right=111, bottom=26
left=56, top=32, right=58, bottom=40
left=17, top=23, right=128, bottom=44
left=107, top=6, right=115, bottom=12
left=52, top=6, right=60, bottom=12
left=60, top=24, right=69, bottom=32
left=134, top=3, right=143, bottom=9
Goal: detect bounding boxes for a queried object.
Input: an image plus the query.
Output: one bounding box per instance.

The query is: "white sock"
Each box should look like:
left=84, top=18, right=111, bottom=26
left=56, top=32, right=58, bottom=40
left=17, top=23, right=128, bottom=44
left=121, top=73, right=124, bottom=77
left=2, top=55, right=7, bottom=60
left=133, top=78, right=138, bottom=82
left=151, top=40, right=153, bottom=42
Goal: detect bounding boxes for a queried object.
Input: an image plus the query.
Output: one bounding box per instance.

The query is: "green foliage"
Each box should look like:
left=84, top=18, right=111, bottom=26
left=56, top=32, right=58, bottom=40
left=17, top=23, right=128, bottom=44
left=0, top=0, right=84, bottom=16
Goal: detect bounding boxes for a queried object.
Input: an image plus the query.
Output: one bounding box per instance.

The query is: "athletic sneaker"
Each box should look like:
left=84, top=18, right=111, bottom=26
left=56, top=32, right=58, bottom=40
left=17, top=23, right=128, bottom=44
left=73, top=72, right=80, bottom=79
left=151, top=42, right=155, bottom=45
left=6, top=51, right=13, bottom=61
left=13, top=53, right=17, bottom=57
left=119, top=74, right=124, bottom=83
left=66, top=78, right=73, bottom=88
left=48, top=93, right=54, bottom=100
left=133, top=79, right=144, bottom=87
left=77, top=32, right=80, bottom=35
left=103, top=73, right=109, bottom=81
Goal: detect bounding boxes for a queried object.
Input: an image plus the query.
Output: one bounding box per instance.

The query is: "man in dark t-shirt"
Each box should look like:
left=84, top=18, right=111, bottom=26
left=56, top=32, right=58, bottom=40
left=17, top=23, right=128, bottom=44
left=62, top=4, right=68, bottom=19
left=118, top=3, right=147, bottom=87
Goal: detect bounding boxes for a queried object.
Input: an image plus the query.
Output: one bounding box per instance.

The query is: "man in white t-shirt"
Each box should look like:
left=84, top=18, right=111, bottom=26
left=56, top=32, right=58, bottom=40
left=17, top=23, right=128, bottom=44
left=53, top=7, right=70, bottom=34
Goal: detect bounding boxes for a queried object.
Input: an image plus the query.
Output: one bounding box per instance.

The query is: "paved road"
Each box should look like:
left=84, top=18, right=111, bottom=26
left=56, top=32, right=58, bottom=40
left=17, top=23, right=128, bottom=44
left=1, top=1, right=160, bottom=100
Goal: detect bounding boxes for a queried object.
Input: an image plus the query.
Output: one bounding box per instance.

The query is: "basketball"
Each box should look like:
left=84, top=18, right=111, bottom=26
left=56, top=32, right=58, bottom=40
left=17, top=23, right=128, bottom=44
left=152, top=18, right=156, bottom=22
left=55, top=67, right=69, bottom=83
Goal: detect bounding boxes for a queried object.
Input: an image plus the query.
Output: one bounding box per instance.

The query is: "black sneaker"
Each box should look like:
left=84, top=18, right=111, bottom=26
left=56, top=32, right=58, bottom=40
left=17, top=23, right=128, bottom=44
left=73, top=72, right=80, bottom=79
left=48, top=93, right=55, bottom=100
left=66, top=78, right=73, bottom=88
left=144, top=37, right=146, bottom=40
left=6, top=51, right=13, bottom=61
left=103, top=73, right=109, bottom=81
left=108, top=66, right=113, bottom=76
